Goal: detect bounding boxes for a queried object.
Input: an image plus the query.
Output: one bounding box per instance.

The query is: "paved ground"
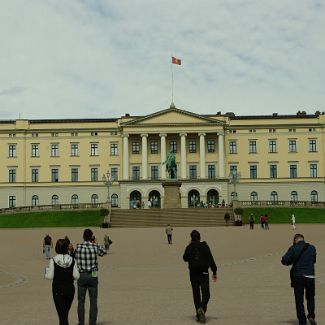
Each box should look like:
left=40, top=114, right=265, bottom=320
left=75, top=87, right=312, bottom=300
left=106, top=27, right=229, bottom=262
left=0, top=224, right=324, bottom=325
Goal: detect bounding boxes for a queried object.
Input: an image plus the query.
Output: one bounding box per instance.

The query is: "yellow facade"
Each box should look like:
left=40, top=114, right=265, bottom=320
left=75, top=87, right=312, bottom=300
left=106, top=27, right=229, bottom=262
left=0, top=107, right=324, bottom=209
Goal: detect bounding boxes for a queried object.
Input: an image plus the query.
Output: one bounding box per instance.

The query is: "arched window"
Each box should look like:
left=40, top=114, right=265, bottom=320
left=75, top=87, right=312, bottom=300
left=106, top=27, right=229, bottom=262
left=188, top=189, right=200, bottom=207
left=311, top=190, right=318, bottom=203
left=111, top=194, right=118, bottom=207
left=32, top=195, right=39, bottom=206
left=270, top=191, right=278, bottom=201
left=231, top=192, right=238, bottom=201
left=91, top=194, right=98, bottom=204
left=250, top=191, right=258, bottom=201
left=71, top=194, right=79, bottom=205
left=291, top=191, right=298, bottom=201
left=52, top=195, right=59, bottom=205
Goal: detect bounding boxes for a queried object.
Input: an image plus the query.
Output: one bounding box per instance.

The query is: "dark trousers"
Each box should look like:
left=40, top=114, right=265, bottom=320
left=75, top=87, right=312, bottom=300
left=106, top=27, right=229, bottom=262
left=190, top=274, right=210, bottom=313
left=293, top=276, right=315, bottom=324
left=53, top=287, right=75, bottom=325
left=77, top=272, right=98, bottom=325
left=167, top=234, right=172, bottom=244
left=249, top=222, right=254, bottom=229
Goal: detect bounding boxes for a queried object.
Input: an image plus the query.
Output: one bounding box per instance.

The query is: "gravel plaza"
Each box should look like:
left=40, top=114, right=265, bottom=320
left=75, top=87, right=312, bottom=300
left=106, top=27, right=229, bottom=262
left=0, top=224, right=324, bottom=325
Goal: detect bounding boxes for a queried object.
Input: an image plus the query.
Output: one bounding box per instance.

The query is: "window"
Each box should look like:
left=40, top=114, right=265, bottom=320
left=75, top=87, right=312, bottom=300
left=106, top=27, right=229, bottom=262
left=230, top=165, right=238, bottom=174
left=270, top=191, right=278, bottom=201
left=9, top=196, right=16, bottom=208
left=51, top=169, right=59, bottom=182
left=311, top=190, right=318, bottom=203
left=289, top=140, right=297, bottom=152
left=188, top=140, right=196, bottom=153
left=229, top=141, right=237, bottom=154
left=207, top=140, right=215, bottom=153
left=8, top=144, right=16, bottom=157
left=71, top=132, right=78, bottom=137
left=111, top=168, right=118, bottom=181
left=90, top=143, right=98, bottom=156
left=132, top=141, right=140, bottom=154
left=51, top=132, right=58, bottom=137
left=110, top=143, right=118, bottom=156
left=268, top=140, right=277, bottom=153
left=71, top=168, right=79, bottom=182
left=189, top=165, right=197, bottom=179
left=51, top=144, right=59, bottom=157
left=111, top=194, right=119, bottom=207
left=309, top=139, right=317, bottom=152
left=249, top=140, right=257, bottom=153
left=31, top=144, right=39, bottom=157
left=250, top=165, right=257, bottom=179
left=31, top=195, right=39, bottom=206
left=32, top=132, right=38, bottom=137
left=91, top=194, right=98, bottom=204
left=31, top=168, right=39, bottom=182
left=132, top=166, right=140, bottom=180
left=151, top=166, right=159, bottom=180
left=52, top=195, right=59, bottom=205
left=91, top=131, right=98, bottom=136
left=208, top=165, right=215, bottom=179
left=250, top=191, right=258, bottom=201
left=71, top=194, right=79, bottom=205
left=291, top=191, right=298, bottom=201
left=270, top=165, right=277, bottom=178
left=289, top=164, right=297, bottom=178
left=310, top=164, right=317, bottom=177
left=71, top=143, right=79, bottom=156
left=9, top=169, right=16, bottom=183
left=170, top=141, right=177, bottom=153
left=91, top=168, right=98, bottom=181
left=150, top=141, right=158, bottom=154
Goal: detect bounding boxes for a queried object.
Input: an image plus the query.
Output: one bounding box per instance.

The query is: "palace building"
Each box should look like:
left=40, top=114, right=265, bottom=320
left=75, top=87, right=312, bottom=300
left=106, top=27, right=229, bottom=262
left=0, top=105, right=324, bottom=209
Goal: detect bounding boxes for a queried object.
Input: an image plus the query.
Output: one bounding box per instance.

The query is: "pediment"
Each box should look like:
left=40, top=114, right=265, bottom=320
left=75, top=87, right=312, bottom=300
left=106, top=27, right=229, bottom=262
left=121, top=107, right=224, bottom=126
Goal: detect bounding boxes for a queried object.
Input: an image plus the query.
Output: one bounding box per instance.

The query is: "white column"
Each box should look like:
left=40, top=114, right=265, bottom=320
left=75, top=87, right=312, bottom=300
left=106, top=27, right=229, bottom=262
left=180, top=132, right=187, bottom=179
left=199, top=132, right=206, bottom=179
left=141, top=134, right=148, bottom=180
left=123, top=134, right=129, bottom=180
left=160, top=133, right=167, bottom=179
left=218, top=132, right=225, bottom=178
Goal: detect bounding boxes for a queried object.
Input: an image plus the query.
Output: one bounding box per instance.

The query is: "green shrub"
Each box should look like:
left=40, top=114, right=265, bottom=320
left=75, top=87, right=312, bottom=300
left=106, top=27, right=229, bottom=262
left=99, top=208, right=109, bottom=216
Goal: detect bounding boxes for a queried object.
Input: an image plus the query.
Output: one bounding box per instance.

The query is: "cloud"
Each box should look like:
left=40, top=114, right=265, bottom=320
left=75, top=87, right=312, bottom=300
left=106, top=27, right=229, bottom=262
left=0, top=0, right=324, bottom=119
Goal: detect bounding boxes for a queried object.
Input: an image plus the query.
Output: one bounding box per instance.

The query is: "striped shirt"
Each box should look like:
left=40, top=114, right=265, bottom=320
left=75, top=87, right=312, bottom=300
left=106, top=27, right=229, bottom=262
left=75, top=241, right=106, bottom=272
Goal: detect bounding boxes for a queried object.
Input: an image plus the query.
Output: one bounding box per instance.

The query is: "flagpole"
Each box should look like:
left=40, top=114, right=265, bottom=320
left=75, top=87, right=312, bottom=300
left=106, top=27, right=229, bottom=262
left=171, top=56, right=174, bottom=105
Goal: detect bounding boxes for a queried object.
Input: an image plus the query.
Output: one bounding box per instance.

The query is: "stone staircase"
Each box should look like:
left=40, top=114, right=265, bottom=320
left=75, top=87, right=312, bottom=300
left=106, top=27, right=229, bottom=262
left=110, top=208, right=234, bottom=228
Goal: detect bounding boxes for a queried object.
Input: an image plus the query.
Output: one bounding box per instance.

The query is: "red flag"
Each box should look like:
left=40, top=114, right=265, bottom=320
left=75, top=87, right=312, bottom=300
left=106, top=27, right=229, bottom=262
left=172, top=56, right=181, bottom=65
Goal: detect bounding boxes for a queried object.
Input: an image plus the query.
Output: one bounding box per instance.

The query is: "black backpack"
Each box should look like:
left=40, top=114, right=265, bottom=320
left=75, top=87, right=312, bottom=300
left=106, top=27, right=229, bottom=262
left=189, top=243, right=207, bottom=272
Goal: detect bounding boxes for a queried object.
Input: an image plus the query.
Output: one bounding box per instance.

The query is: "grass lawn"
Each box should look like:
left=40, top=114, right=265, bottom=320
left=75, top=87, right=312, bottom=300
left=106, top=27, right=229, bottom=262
left=241, top=207, right=325, bottom=224
left=0, top=210, right=103, bottom=228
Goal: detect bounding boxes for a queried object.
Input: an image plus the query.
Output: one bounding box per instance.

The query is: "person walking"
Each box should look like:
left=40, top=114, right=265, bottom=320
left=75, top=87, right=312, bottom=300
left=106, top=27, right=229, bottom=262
left=249, top=213, right=255, bottom=230
left=75, top=229, right=107, bottom=325
left=183, top=230, right=217, bottom=324
left=165, top=224, right=173, bottom=244
left=264, top=214, right=270, bottom=230
left=291, top=214, right=296, bottom=230
left=45, top=238, right=80, bottom=325
left=223, top=212, right=230, bottom=226
left=43, top=234, right=53, bottom=259
left=281, top=233, right=317, bottom=325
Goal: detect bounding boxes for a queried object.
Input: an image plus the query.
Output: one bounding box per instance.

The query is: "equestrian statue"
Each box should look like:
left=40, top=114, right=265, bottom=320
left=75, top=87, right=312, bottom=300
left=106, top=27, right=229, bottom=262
left=163, top=149, right=177, bottom=179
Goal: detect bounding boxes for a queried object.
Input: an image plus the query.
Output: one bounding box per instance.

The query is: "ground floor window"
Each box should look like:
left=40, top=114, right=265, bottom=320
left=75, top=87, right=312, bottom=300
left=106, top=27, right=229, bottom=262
left=9, top=195, right=16, bottom=208
left=52, top=195, right=59, bottom=205
left=111, top=194, right=118, bottom=207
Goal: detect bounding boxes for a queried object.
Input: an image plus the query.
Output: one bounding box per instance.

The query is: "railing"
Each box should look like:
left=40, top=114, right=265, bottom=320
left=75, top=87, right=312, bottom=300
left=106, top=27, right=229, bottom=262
left=0, top=203, right=105, bottom=214
left=239, top=201, right=325, bottom=208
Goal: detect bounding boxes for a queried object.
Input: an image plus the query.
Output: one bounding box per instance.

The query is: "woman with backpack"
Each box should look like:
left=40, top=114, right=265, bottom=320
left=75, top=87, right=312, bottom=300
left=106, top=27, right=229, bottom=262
left=45, top=238, right=80, bottom=325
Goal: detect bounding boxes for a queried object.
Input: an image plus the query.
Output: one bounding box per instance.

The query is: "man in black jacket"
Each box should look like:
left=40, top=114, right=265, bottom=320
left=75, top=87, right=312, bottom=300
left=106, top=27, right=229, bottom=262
left=183, top=230, right=217, bottom=324
left=281, top=233, right=317, bottom=325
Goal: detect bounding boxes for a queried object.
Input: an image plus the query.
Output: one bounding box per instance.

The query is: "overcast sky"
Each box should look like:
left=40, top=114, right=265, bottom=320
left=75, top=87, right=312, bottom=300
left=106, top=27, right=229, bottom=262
left=1, top=0, right=325, bottom=120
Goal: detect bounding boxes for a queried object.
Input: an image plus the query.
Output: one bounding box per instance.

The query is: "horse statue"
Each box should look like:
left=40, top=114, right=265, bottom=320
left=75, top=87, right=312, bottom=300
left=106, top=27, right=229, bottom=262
left=163, top=149, right=177, bottom=179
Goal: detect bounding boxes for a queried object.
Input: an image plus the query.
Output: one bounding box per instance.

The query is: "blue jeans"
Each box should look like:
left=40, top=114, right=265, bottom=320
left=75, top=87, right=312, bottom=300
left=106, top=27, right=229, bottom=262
left=77, top=272, right=98, bottom=325
left=293, top=276, right=315, bottom=324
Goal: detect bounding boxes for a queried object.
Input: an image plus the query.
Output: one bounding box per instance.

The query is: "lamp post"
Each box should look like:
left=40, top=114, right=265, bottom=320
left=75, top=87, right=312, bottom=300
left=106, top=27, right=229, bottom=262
left=228, top=170, right=241, bottom=202
left=102, top=170, right=112, bottom=224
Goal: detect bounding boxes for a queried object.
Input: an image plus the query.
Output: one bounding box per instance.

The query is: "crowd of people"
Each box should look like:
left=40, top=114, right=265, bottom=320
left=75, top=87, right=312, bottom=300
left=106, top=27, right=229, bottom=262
left=43, top=222, right=317, bottom=325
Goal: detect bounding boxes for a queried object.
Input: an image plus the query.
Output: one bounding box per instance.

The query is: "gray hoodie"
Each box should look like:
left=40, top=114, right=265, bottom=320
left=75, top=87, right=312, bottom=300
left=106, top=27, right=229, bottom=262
left=45, top=254, right=80, bottom=280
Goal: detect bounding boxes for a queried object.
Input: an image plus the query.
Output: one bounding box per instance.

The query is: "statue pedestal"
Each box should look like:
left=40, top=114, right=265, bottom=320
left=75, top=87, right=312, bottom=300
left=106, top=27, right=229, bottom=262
left=162, top=181, right=182, bottom=208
